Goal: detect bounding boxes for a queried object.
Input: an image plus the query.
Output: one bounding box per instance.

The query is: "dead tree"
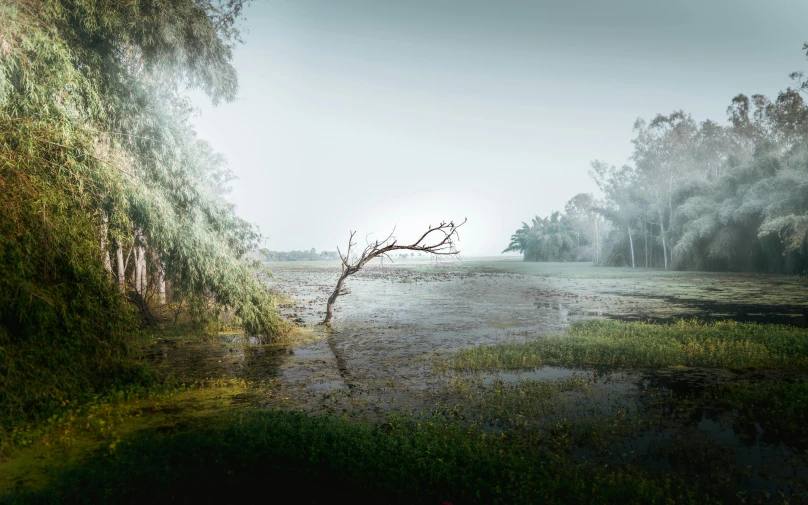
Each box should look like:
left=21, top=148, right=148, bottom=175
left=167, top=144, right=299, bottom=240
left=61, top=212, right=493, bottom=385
left=322, top=218, right=467, bottom=325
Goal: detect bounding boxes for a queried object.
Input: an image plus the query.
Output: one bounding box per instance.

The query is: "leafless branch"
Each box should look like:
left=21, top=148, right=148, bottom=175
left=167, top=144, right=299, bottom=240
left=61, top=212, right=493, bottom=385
left=321, top=218, right=467, bottom=325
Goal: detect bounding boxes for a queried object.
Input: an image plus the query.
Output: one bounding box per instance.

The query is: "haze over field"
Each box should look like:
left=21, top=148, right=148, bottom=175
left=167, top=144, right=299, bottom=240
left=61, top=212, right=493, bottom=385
left=191, top=0, right=808, bottom=256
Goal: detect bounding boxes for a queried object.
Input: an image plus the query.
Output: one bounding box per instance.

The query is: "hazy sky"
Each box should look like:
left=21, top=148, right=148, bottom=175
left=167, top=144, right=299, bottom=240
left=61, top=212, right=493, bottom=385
left=190, top=0, right=808, bottom=257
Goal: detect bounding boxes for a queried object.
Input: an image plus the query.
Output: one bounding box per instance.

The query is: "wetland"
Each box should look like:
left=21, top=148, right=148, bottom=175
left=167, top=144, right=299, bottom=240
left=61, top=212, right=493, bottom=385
left=3, top=260, right=808, bottom=504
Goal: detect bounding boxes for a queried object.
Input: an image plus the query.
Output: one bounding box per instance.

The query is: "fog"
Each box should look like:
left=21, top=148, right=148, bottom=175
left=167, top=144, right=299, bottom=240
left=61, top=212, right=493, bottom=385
left=190, top=0, right=808, bottom=256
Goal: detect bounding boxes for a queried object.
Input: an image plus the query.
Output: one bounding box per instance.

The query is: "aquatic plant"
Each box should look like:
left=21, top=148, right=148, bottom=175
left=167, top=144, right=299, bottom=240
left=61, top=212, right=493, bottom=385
left=449, top=319, right=808, bottom=371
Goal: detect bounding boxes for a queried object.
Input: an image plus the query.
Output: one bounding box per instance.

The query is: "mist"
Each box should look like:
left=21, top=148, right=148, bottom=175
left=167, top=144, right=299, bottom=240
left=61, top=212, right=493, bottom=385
left=6, top=1, right=808, bottom=501
left=190, top=0, right=808, bottom=257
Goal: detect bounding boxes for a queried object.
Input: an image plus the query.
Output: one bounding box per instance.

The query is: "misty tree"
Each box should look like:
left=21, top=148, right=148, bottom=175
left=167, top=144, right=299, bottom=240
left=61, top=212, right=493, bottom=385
left=589, top=161, right=647, bottom=268
left=564, top=193, right=604, bottom=262
left=506, top=40, right=808, bottom=274
left=322, top=220, right=466, bottom=325
left=1, top=0, right=285, bottom=336
left=503, top=212, right=578, bottom=262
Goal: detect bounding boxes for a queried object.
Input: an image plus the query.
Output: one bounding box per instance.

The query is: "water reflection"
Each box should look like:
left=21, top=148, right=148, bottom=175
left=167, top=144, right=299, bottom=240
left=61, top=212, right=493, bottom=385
left=141, top=334, right=287, bottom=382
left=474, top=364, right=806, bottom=464
left=480, top=366, right=582, bottom=385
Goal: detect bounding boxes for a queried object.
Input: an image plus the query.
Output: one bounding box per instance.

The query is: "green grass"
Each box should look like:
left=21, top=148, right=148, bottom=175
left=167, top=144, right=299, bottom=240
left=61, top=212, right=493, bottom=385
left=5, top=319, right=808, bottom=504
left=4, top=407, right=740, bottom=505
left=447, top=319, right=808, bottom=371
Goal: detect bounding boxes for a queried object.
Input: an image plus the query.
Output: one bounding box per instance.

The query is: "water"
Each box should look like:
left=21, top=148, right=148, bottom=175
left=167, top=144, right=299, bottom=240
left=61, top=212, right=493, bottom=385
left=480, top=366, right=582, bottom=385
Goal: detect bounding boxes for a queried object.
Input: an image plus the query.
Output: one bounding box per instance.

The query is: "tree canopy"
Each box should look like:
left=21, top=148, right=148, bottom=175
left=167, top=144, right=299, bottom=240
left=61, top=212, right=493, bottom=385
left=506, top=44, right=808, bottom=274
left=1, top=0, right=284, bottom=424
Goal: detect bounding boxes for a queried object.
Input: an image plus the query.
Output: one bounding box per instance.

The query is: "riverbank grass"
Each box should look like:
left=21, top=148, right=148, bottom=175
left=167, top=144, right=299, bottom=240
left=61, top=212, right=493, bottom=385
left=447, top=319, right=808, bottom=371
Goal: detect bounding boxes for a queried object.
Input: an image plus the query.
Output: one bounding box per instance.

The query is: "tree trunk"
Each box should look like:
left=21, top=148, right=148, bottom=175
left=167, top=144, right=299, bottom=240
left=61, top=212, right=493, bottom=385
left=157, top=261, right=166, bottom=305
left=116, top=244, right=126, bottom=292
left=140, top=248, right=148, bottom=294
left=133, top=245, right=142, bottom=294
left=594, top=217, right=599, bottom=263
left=628, top=224, right=635, bottom=268
left=644, top=217, right=648, bottom=268
left=658, top=210, right=668, bottom=270
left=100, top=212, right=112, bottom=275
left=323, top=273, right=348, bottom=324
left=668, top=193, right=675, bottom=267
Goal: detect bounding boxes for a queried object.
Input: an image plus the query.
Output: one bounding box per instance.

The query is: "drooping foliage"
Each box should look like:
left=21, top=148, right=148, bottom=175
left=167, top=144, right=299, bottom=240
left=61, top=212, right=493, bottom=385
left=507, top=44, right=808, bottom=273
left=0, top=0, right=284, bottom=425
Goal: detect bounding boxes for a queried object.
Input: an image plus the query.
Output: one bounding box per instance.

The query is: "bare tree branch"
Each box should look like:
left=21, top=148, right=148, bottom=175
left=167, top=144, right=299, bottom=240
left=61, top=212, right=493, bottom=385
left=321, top=218, right=467, bottom=325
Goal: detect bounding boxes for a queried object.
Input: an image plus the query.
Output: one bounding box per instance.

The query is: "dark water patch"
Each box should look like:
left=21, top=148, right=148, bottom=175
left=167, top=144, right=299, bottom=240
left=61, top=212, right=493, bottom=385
left=478, top=366, right=583, bottom=385
left=619, top=408, right=808, bottom=502
left=603, top=293, right=808, bottom=327
left=637, top=367, right=738, bottom=397
left=139, top=334, right=288, bottom=382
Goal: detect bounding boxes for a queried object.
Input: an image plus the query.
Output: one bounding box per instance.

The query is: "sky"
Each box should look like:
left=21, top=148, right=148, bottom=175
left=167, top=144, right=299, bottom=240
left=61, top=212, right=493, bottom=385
left=190, top=0, right=808, bottom=257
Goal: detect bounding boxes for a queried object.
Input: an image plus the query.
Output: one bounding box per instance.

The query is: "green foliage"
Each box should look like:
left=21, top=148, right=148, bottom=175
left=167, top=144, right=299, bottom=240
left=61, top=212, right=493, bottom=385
left=0, top=142, right=150, bottom=427
left=5, top=408, right=730, bottom=505
left=1, top=0, right=286, bottom=333
left=503, top=211, right=581, bottom=262
left=506, top=45, right=808, bottom=273
left=449, top=319, right=808, bottom=371
left=0, top=103, right=143, bottom=428
left=0, top=0, right=286, bottom=428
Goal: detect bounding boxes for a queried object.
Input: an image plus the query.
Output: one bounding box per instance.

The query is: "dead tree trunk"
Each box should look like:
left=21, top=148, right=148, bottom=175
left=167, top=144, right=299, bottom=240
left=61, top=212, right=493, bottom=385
left=322, top=219, right=467, bottom=325
left=323, top=268, right=351, bottom=325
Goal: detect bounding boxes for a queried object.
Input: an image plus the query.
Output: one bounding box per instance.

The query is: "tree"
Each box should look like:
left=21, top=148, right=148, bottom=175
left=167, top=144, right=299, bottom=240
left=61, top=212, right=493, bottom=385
left=322, top=219, right=466, bottom=324
left=590, top=161, right=646, bottom=268
left=503, top=212, right=577, bottom=262
left=564, top=193, right=601, bottom=261
left=631, top=111, right=700, bottom=269
left=0, top=0, right=285, bottom=336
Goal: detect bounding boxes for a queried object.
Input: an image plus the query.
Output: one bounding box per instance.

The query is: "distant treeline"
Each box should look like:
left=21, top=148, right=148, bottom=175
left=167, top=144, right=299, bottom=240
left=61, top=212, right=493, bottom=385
left=261, top=249, right=426, bottom=262
left=506, top=44, right=808, bottom=274
left=261, top=249, right=340, bottom=261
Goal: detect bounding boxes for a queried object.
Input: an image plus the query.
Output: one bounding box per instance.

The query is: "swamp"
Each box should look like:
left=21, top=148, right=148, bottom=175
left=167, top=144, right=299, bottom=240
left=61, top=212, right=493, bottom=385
left=3, top=260, right=808, bottom=504
left=3, top=1, right=808, bottom=503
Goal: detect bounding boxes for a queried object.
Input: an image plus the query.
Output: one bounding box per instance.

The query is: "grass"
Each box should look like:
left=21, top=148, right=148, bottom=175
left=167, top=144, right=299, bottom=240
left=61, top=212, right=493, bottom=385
left=437, top=319, right=808, bottom=502
left=4, top=319, right=808, bottom=504
left=3, top=407, right=744, bottom=505
left=0, top=377, right=261, bottom=493
left=447, top=319, right=808, bottom=371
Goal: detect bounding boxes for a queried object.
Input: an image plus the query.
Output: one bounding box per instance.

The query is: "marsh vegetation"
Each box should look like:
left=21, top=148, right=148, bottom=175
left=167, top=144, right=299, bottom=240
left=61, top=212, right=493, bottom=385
left=4, top=262, right=807, bottom=504
left=2, top=1, right=808, bottom=503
